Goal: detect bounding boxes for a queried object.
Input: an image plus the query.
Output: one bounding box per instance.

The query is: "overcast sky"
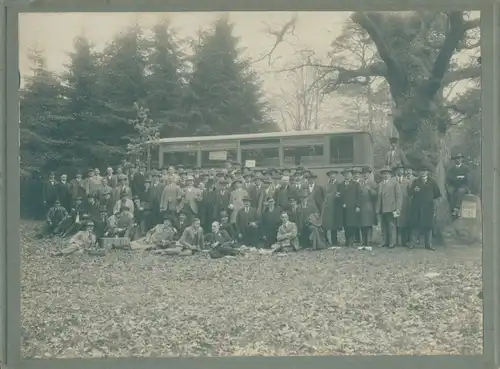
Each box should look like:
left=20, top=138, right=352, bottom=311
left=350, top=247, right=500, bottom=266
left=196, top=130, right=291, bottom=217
left=18, top=12, right=478, bottom=131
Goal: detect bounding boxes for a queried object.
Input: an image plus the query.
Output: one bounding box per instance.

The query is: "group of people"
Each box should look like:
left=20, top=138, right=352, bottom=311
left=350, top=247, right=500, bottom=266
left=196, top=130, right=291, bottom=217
left=39, top=137, right=471, bottom=258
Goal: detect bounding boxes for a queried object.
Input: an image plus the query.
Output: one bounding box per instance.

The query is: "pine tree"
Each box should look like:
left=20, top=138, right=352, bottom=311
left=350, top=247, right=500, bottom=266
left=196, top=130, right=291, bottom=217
left=144, top=19, right=189, bottom=137
left=97, top=24, right=149, bottom=157
left=188, top=15, right=276, bottom=136
left=20, top=47, right=70, bottom=176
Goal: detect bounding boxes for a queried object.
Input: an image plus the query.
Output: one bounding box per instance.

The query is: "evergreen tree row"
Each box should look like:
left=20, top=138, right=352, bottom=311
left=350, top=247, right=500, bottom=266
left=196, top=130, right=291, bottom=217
left=20, top=16, right=277, bottom=178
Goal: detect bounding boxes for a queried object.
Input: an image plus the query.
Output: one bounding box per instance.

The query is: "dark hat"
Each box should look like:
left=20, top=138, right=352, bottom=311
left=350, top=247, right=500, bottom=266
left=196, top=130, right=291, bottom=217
left=418, top=162, right=434, bottom=172
left=216, top=172, right=225, bottom=178
left=220, top=210, right=229, bottom=217
left=232, top=178, right=243, bottom=184
left=219, top=179, right=229, bottom=185
left=145, top=177, right=151, bottom=183
left=85, top=220, right=95, bottom=227
left=99, top=205, right=107, bottom=213
left=151, top=170, right=161, bottom=177
left=352, top=167, right=362, bottom=173
left=120, top=192, right=130, bottom=198
left=75, top=171, right=82, bottom=176
left=451, top=152, right=464, bottom=160
left=289, top=195, right=298, bottom=201
left=308, top=173, right=318, bottom=179
left=326, top=169, right=338, bottom=176
left=362, top=166, right=372, bottom=174
left=133, top=195, right=140, bottom=200
left=263, top=178, right=272, bottom=184
left=118, top=174, right=128, bottom=180
left=266, top=196, right=275, bottom=202
left=75, top=196, right=83, bottom=201
left=298, top=190, right=309, bottom=198
left=243, top=173, right=253, bottom=178
left=242, top=196, right=251, bottom=202
left=296, top=166, right=305, bottom=172
left=343, top=168, right=353, bottom=174
left=389, top=136, right=399, bottom=142
left=392, top=164, right=405, bottom=171
left=253, top=175, right=262, bottom=181
left=380, top=165, right=392, bottom=174
left=271, top=175, right=281, bottom=180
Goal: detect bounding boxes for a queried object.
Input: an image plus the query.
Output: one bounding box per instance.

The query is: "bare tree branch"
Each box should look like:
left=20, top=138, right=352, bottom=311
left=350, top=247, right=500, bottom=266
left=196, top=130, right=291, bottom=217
left=252, top=16, right=297, bottom=66
left=442, top=66, right=480, bottom=85
left=350, top=12, right=405, bottom=88
left=323, top=63, right=386, bottom=93
left=422, top=11, right=469, bottom=97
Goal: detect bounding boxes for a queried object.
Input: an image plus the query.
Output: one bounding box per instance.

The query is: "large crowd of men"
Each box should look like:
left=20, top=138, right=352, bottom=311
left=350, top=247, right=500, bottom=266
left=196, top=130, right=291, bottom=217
left=38, top=137, right=472, bottom=258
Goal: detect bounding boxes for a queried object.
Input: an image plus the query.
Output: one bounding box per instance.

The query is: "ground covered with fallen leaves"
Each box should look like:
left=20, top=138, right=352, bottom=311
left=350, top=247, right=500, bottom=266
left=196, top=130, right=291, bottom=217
left=20, top=220, right=483, bottom=358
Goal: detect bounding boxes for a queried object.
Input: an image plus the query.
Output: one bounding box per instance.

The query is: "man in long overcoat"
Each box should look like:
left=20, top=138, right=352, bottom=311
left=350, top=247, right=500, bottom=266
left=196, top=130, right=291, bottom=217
left=395, top=166, right=413, bottom=246
left=358, top=166, right=378, bottom=246
left=385, top=137, right=408, bottom=168
left=42, top=172, right=59, bottom=210
left=212, top=180, right=232, bottom=222
left=321, top=169, right=343, bottom=246
left=305, top=173, right=325, bottom=212
left=446, top=152, right=470, bottom=217
left=339, top=168, right=361, bottom=246
left=297, top=190, right=320, bottom=248
left=408, top=164, right=441, bottom=250
left=248, top=176, right=266, bottom=215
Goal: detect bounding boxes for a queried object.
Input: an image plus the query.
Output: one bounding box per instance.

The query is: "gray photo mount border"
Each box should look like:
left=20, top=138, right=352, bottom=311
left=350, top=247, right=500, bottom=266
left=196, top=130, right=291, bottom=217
left=1, top=0, right=499, bottom=368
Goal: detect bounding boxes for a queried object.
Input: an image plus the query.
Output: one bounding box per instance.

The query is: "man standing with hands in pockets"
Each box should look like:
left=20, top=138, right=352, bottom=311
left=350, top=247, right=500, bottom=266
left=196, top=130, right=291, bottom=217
left=376, top=166, right=402, bottom=248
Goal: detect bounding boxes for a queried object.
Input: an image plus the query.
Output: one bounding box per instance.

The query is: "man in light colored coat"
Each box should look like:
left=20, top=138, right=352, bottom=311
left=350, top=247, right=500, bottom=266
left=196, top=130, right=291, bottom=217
left=376, top=166, right=402, bottom=248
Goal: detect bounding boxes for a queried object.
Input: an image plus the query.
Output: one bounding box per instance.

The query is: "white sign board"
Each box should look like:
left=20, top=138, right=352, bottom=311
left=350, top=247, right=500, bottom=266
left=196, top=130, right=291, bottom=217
left=209, top=151, right=228, bottom=161
left=461, top=201, right=477, bottom=219
left=245, top=160, right=256, bottom=168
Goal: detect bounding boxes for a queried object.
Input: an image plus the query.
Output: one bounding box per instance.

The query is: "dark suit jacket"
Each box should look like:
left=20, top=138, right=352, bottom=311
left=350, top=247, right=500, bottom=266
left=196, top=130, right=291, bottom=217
left=43, top=180, right=59, bottom=205
left=275, top=185, right=299, bottom=210
left=57, top=181, right=72, bottom=209
left=235, top=207, right=260, bottom=235
left=213, top=190, right=231, bottom=219
left=130, top=173, right=146, bottom=195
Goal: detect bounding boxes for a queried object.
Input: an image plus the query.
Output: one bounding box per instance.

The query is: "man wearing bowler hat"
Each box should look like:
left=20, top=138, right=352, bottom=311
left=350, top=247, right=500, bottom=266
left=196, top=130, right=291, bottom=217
left=408, top=163, right=441, bottom=250
left=358, top=166, right=378, bottom=247
left=339, top=168, right=362, bottom=247
left=321, top=169, right=343, bottom=246
left=446, top=152, right=470, bottom=217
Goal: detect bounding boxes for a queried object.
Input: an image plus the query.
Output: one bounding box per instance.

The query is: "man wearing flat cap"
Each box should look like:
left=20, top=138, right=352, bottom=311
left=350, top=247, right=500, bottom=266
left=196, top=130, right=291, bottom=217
left=446, top=152, right=470, bottom=217
left=178, top=175, right=203, bottom=222
left=385, top=136, right=408, bottom=169
left=306, top=173, right=325, bottom=212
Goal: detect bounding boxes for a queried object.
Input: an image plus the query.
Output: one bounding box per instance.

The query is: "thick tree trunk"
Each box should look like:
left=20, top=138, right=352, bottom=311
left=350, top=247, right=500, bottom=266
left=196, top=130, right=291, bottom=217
left=394, top=110, right=453, bottom=240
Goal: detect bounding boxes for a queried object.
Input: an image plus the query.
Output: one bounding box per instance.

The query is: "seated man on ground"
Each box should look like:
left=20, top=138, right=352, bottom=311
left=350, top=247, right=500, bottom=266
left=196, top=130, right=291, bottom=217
left=107, top=206, right=134, bottom=237
left=272, top=211, right=299, bottom=253
left=43, top=199, right=69, bottom=237
left=205, top=221, right=241, bottom=259
left=60, top=196, right=86, bottom=237
left=51, top=220, right=98, bottom=257
left=160, top=218, right=205, bottom=256
left=131, top=216, right=177, bottom=251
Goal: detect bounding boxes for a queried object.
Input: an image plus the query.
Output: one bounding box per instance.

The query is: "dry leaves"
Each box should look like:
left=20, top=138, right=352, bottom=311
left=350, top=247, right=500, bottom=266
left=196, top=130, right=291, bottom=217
left=20, top=220, right=483, bottom=358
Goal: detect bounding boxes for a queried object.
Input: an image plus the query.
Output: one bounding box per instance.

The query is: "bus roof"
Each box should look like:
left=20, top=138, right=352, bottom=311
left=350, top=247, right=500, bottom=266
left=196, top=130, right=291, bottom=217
left=149, top=128, right=365, bottom=145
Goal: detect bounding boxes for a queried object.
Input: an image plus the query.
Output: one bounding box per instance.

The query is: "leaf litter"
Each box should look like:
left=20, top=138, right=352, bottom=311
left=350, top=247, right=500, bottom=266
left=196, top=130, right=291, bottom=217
left=20, top=221, right=483, bottom=358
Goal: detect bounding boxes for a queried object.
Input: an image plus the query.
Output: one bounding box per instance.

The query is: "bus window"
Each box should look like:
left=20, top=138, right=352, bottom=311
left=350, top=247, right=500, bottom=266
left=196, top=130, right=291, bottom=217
left=241, top=147, right=279, bottom=167
left=163, top=151, right=197, bottom=168
left=201, top=150, right=237, bottom=168
left=284, top=145, right=324, bottom=167
left=330, top=136, right=354, bottom=164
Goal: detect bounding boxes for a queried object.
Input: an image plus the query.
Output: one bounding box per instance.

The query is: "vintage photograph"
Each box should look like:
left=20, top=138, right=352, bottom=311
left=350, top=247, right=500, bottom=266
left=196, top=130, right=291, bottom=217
left=19, top=11, right=482, bottom=358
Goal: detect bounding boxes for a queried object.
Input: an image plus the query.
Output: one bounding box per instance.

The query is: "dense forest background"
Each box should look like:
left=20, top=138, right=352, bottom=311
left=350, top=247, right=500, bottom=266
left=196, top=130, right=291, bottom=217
left=20, top=13, right=481, bottom=223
